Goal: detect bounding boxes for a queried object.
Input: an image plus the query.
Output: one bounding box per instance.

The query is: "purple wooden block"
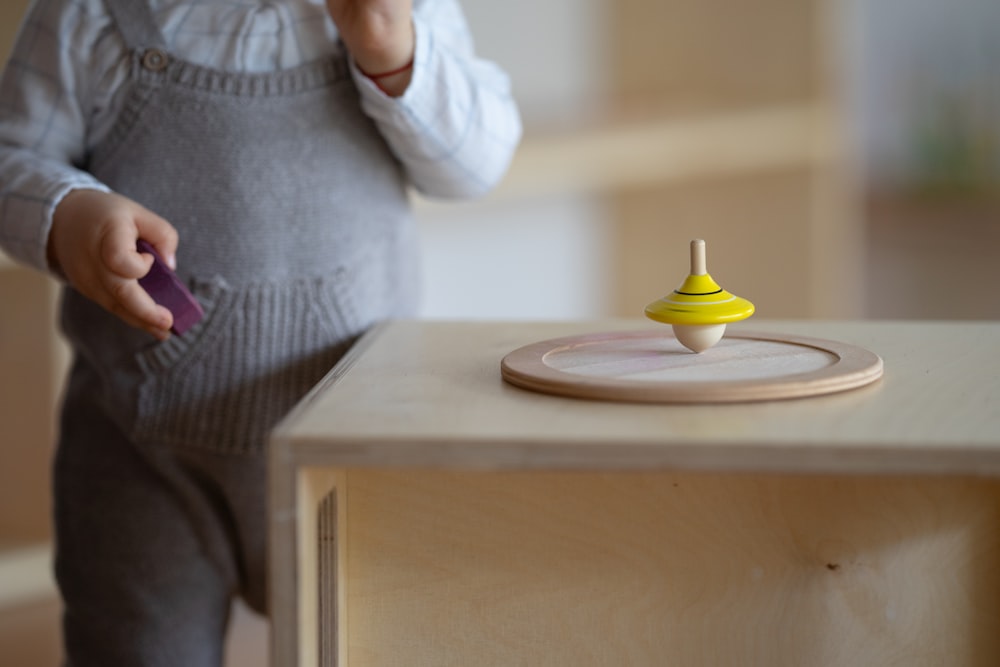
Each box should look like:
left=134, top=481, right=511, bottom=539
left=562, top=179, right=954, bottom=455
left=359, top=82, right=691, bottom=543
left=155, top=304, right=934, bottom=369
left=136, top=239, right=204, bottom=335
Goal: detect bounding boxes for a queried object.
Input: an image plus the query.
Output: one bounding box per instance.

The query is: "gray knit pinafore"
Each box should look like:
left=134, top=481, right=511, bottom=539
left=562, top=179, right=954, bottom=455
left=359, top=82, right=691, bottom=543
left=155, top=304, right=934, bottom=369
left=53, top=5, right=418, bottom=659
left=59, top=0, right=419, bottom=454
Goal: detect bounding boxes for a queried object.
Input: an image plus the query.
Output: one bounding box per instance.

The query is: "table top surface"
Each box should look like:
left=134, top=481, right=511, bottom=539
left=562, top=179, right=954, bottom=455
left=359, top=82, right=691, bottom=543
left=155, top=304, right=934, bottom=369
left=272, top=319, right=1000, bottom=476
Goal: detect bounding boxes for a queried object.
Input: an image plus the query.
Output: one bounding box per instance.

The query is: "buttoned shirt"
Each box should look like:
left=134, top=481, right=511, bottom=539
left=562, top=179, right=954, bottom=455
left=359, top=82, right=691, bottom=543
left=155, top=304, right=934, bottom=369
left=0, top=0, right=522, bottom=272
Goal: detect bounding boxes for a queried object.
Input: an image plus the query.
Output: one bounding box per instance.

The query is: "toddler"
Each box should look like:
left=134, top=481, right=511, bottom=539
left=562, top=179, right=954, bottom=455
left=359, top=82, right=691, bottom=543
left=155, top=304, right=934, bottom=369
left=0, top=0, right=520, bottom=664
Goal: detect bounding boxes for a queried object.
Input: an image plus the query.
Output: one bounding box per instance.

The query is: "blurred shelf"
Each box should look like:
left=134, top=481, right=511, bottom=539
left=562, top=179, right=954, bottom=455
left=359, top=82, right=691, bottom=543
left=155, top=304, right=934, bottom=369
left=0, top=250, right=14, bottom=271
left=411, top=100, right=860, bottom=320
left=865, top=191, right=1000, bottom=320
left=492, top=103, right=839, bottom=202
left=0, top=106, right=839, bottom=235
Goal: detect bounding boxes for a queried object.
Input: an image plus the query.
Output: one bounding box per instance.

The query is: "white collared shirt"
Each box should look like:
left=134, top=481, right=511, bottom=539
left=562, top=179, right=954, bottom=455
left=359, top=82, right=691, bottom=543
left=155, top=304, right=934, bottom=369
left=0, top=0, right=522, bottom=272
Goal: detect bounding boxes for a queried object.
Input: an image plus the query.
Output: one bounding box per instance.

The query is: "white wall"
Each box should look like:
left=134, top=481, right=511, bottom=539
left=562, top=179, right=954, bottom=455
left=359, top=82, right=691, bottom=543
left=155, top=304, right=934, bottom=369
left=846, top=0, right=1000, bottom=189
left=415, top=0, right=616, bottom=320
left=416, top=195, right=613, bottom=320
left=459, top=0, right=611, bottom=125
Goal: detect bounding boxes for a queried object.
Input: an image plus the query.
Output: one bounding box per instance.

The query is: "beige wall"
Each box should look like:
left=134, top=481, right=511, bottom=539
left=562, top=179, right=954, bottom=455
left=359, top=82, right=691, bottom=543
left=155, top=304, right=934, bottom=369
left=0, top=0, right=61, bottom=547
left=0, top=272, right=61, bottom=545
left=0, top=0, right=30, bottom=60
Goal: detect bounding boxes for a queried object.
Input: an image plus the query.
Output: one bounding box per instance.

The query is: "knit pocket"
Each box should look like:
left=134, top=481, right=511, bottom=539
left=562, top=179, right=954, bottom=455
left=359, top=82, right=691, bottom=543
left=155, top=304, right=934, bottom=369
left=131, top=275, right=358, bottom=454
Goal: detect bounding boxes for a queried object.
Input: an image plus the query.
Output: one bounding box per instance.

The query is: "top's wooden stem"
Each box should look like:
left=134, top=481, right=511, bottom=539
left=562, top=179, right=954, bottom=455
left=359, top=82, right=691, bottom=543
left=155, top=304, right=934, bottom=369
left=690, top=239, right=707, bottom=275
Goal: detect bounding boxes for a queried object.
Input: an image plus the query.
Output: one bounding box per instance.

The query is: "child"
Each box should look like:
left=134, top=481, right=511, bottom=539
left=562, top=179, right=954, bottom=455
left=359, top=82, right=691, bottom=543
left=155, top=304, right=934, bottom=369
left=0, top=0, right=521, bottom=664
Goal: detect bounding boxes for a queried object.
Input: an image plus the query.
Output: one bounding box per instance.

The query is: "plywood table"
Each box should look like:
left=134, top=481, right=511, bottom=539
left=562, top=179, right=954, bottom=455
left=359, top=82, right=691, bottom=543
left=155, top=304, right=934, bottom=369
left=269, top=320, right=1000, bottom=667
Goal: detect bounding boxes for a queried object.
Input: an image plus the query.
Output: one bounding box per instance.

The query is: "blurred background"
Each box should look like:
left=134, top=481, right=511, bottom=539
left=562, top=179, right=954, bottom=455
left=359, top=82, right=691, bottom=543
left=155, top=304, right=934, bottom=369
left=2, top=0, right=998, bottom=664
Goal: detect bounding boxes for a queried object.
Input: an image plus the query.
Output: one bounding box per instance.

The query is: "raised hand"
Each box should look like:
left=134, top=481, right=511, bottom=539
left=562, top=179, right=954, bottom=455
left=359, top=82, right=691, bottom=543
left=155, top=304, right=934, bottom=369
left=325, top=0, right=415, bottom=95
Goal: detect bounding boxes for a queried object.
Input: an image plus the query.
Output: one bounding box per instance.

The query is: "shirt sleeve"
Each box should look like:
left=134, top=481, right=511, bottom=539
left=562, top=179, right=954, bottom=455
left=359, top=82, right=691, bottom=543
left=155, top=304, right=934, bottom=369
left=0, top=0, right=114, bottom=274
left=349, top=0, right=522, bottom=199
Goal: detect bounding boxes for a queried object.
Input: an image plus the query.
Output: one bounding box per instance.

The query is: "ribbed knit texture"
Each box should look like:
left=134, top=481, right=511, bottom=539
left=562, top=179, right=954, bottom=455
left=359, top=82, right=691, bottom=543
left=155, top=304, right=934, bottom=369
left=60, top=0, right=418, bottom=454
left=131, top=277, right=357, bottom=452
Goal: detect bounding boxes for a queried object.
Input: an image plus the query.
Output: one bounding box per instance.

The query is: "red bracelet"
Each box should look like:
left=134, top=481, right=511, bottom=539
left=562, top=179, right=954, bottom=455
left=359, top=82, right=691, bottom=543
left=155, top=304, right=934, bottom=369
left=359, top=57, right=414, bottom=80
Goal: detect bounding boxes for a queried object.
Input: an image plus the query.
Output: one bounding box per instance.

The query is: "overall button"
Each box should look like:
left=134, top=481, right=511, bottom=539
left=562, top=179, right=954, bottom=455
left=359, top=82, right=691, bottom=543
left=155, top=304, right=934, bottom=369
left=141, top=48, right=169, bottom=72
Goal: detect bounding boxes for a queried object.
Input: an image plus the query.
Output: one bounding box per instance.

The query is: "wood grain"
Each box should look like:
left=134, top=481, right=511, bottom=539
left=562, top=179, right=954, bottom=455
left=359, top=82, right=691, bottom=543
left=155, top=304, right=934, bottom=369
left=336, top=470, right=1000, bottom=666
left=502, top=329, right=883, bottom=403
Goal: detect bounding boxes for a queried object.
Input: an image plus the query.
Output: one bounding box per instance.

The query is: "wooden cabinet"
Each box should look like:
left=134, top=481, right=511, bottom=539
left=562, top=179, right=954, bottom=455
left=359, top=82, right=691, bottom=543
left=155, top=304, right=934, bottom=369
left=270, top=319, right=1000, bottom=666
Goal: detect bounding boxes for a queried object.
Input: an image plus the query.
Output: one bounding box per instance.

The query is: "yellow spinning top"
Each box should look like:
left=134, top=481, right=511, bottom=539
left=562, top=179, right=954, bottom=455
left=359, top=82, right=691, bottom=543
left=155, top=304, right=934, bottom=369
left=645, top=239, right=755, bottom=353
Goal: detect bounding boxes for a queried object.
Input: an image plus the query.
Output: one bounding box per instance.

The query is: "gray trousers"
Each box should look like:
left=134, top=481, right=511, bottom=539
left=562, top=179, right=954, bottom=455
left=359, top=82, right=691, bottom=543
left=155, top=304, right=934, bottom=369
left=54, top=359, right=268, bottom=667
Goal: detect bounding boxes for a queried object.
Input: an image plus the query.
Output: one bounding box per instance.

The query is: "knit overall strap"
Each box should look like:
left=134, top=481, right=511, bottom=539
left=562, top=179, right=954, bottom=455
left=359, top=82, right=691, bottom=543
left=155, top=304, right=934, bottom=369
left=103, top=0, right=168, bottom=51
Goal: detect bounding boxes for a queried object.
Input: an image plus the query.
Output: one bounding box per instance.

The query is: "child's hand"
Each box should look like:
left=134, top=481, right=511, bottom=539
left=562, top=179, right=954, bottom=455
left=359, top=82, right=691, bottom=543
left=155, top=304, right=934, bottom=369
left=326, top=0, right=414, bottom=95
left=49, top=189, right=179, bottom=340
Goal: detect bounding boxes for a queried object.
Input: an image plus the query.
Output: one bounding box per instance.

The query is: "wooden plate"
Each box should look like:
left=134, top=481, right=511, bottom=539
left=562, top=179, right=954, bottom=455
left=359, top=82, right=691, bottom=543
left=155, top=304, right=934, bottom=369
left=501, top=330, right=883, bottom=404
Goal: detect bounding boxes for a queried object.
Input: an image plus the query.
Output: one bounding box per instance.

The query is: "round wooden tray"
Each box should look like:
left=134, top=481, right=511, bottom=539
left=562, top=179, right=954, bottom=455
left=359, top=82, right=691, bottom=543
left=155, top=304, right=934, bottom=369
left=501, top=330, right=883, bottom=404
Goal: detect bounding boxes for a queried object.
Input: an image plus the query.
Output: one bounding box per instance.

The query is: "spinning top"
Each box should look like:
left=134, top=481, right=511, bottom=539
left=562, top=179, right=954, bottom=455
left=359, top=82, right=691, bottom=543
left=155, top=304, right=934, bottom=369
left=644, top=239, right=754, bottom=353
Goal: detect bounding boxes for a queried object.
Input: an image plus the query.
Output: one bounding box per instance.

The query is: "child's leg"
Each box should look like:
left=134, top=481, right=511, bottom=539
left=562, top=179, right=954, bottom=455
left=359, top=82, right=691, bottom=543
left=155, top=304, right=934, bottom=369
left=53, top=364, right=238, bottom=667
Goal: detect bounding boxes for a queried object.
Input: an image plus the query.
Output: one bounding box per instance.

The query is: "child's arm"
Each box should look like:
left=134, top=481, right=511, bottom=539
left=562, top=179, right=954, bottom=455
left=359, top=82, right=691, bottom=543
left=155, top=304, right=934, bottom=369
left=0, top=0, right=112, bottom=274
left=330, top=0, right=523, bottom=200
left=0, top=0, right=177, bottom=339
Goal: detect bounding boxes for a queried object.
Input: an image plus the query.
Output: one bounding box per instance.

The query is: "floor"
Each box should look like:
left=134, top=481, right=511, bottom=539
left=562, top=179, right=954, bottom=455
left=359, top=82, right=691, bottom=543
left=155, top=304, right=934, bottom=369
left=0, top=596, right=268, bottom=667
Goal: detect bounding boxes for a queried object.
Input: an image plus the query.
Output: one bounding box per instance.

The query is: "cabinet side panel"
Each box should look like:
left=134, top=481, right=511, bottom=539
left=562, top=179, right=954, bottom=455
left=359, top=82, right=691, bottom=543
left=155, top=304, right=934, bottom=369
left=342, top=470, right=1000, bottom=666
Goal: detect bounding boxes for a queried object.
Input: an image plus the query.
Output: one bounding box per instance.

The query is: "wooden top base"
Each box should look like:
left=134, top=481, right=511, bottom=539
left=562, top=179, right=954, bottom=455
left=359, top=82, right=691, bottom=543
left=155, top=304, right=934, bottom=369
left=501, top=329, right=883, bottom=403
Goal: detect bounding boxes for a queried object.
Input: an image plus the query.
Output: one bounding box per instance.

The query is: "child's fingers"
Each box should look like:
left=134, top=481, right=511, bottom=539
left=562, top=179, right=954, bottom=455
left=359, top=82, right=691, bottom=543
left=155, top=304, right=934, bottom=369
left=102, top=272, right=173, bottom=337
left=100, top=223, right=153, bottom=279
left=134, top=208, right=179, bottom=270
